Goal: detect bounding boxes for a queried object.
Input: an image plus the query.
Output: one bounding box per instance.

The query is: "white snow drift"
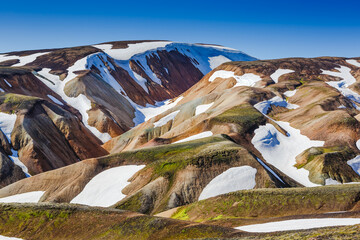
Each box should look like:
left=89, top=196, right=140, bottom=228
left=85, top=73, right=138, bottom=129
left=209, top=70, right=262, bottom=87
left=71, top=165, right=145, bottom=207
left=134, top=97, right=184, bottom=125
left=254, top=96, right=299, bottom=114
left=270, top=69, right=295, bottom=83
left=173, top=131, right=213, bottom=144
left=93, top=41, right=171, bottom=61
left=0, top=52, right=49, bottom=67
left=0, top=235, right=23, bottom=240
left=0, top=112, right=29, bottom=175
left=347, top=155, right=360, bottom=176
left=208, top=55, right=231, bottom=69
left=236, top=218, right=360, bottom=232
left=252, top=121, right=324, bottom=187
left=153, top=110, right=180, bottom=128
left=322, top=66, right=360, bottom=110
left=346, top=59, right=360, bottom=67
left=0, top=191, right=44, bottom=203
left=0, top=112, right=17, bottom=140
left=195, top=102, right=214, bottom=116
left=283, top=89, right=297, bottom=97
left=198, top=166, right=257, bottom=200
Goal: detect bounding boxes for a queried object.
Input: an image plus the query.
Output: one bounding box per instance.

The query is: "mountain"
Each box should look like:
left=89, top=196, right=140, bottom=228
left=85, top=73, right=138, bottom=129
left=0, top=40, right=256, bottom=180
left=1, top=41, right=360, bottom=239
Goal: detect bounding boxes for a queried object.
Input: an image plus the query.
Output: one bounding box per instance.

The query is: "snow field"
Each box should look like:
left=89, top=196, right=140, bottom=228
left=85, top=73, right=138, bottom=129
left=347, top=155, right=360, bottom=176
left=346, top=59, right=360, bottom=67
left=208, top=55, right=231, bottom=69
left=0, top=112, right=29, bottom=175
left=270, top=69, right=295, bottom=83
left=195, top=102, right=214, bottom=116
left=153, top=110, right=180, bottom=128
left=251, top=122, right=324, bottom=187
left=0, top=235, right=23, bottom=240
left=322, top=66, right=360, bottom=110
left=0, top=191, right=44, bottom=203
left=236, top=218, right=360, bottom=232
left=254, top=96, right=299, bottom=114
left=71, top=165, right=145, bottom=207
left=209, top=70, right=262, bottom=87
left=198, top=166, right=257, bottom=200
left=92, top=41, right=171, bottom=61
left=283, top=89, right=297, bottom=97
left=0, top=52, right=49, bottom=67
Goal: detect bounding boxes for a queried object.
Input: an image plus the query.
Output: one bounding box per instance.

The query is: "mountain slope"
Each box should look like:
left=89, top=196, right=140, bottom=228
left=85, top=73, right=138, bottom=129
left=0, top=41, right=256, bottom=181
left=105, top=57, right=360, bottom=188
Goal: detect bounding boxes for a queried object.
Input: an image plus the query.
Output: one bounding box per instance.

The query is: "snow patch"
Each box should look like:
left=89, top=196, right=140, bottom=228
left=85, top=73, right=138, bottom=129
left=93, top=41, right=171, bottom=61
left=236, top=218, right=360, bottom=232
left=0, top=112, right=16, bottom=140
left=71, top=165, right=145, bottom=207
left=325, top=178, right=341, bottom=185
left=270, top=69, right=295, bottom=83
left=254, top=96, right=299, bottom=114
left=322, top=66, right=360, bottom=110
left=356, top=140, right=360, bottom=151
left=153, top=110, right=180, bottom=128
left=0, top=112, right=29, bottom=176
left=347, top=155, right=360, bottom=176
left=346, top=59, right=360, bottom=67
left=0, top=235, right=23, bottom=240
left=173, top=131, right=213, bottom=144
left=195, top=102, right=214, bottom=116
left=133, top=97, right=184, bottom=126
left=284, top=89, right=297, bottom=97
left=209, top=70, right=262, bottom=87
left=208, top=55, right=231, bottom=69
left=252, top=121, right=324, bottom=187
left=132, top=72, right=149, bottom=93
left=0, top=52, right=49, bottom=67
left=198, top=166, right=257, bottom=200
left=0, top=191, right=44, bottom=203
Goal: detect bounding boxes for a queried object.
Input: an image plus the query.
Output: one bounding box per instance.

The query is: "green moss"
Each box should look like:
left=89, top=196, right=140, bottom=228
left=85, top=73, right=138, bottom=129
left=172, top=208, right=190, bottom=220
left=0, top=93, right=39, bottom=112
left=115, top=192, right=144, bottom=213
left=0, top=203, right=241, bottom=239
left=171, top=184, right=360, bottom=226
left=210, top=104, right=265, bottom=135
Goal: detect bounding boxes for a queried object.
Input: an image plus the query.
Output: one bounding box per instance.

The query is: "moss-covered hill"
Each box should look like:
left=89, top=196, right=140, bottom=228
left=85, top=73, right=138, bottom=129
left=170, top=184, right=360, bottom=227
left=1, top=202, right=360, bottom=240
left=0, top=203, right=248, bottom=240
left=0, top=135, right=286, bottom=215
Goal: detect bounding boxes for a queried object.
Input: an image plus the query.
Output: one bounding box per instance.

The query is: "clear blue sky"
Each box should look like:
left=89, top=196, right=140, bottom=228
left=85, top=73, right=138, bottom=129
left=1, top=0, right=359, bottom=59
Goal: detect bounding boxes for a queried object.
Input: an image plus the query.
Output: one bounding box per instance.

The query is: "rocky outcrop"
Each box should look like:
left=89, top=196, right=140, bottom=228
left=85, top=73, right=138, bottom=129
left=0, top=153, right=26, bottom=188
left=295, top=147, right=360, bottom=184
left=64, top=71, right=135, bottom=136
left=0, top=93, right=108, bottom=176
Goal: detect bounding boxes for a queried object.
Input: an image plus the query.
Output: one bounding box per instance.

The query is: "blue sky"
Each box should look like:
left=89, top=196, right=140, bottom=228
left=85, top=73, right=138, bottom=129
left=1, top=0, right=359, bottom=59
